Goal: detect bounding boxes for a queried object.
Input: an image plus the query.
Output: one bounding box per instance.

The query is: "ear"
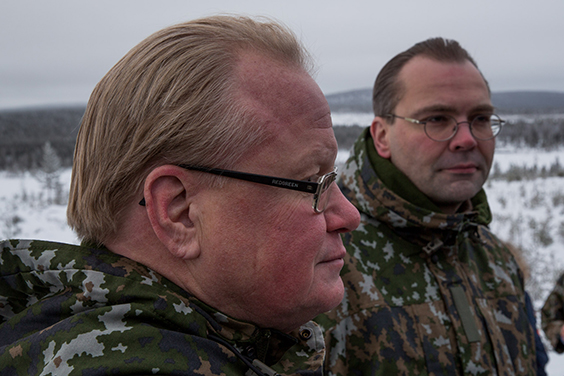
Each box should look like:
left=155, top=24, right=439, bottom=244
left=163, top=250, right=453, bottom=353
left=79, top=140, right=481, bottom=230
left=370, top=116, right=392, bottom=159
left=143, top=165, right=201, bottom=260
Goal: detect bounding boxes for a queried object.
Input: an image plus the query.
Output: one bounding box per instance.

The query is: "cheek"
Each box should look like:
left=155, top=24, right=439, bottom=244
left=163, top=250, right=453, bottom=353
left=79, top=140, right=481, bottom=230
left=207, top=187, right=325, bottom=273
left=392, top=136, right=437, bottom=174
left=479, top=142, right=496, bottom=168
left=392, top=127, right=428, bottom=156
left=264, top=210, right=325, bottom=261
left=256, top=211, right=326, bottom=281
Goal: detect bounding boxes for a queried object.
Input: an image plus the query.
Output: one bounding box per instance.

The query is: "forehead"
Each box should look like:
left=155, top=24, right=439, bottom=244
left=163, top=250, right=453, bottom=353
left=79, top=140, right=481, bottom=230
left=232, top=51, right=336, bottom=170
left=234, top=51, right=331, bottom=127
left=395, top=56, right=491, bottom=114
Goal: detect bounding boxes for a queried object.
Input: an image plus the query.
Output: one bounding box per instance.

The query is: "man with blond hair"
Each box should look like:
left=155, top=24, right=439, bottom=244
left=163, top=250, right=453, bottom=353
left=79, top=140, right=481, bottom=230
left=316, top=38, right=538, bottom=375
left=0, top=15, right=359, bottom=375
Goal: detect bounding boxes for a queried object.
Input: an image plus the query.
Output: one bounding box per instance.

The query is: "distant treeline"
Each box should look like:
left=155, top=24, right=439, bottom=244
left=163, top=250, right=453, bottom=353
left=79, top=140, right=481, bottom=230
left=326, top=89, right=564, bottom=115
left=498, top=118, right=564, bottom=149
left=0, top=106, right=83, bottom=171
left=1, top=106, right=564, bottom=171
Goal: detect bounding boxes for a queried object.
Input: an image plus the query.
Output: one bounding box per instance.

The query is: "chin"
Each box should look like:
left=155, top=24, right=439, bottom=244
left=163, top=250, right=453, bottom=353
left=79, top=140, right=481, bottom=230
left=319, top=281, right=345, bottom=312
left=443, top=182, right=482, bottom=201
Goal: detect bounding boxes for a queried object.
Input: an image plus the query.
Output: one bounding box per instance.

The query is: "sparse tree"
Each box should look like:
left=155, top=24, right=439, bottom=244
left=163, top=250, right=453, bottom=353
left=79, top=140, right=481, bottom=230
left=34, top=141, right=64, bottom=205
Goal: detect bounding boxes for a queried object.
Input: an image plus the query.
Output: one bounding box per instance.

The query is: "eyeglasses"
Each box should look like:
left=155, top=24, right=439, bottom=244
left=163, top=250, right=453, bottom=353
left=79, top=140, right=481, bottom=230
left=386, top=113, right=505, bottom=141
left=139, top=165, right=337, bottom=213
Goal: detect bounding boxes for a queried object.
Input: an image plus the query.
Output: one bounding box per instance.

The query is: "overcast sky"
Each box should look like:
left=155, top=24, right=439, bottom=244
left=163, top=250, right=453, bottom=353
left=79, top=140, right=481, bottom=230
left=1, top=0, right=563, bottom=110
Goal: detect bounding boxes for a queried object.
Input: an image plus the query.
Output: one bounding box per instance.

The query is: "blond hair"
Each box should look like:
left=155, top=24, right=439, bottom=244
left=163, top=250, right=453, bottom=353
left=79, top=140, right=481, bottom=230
left=67, top=15, right=311, bottom=244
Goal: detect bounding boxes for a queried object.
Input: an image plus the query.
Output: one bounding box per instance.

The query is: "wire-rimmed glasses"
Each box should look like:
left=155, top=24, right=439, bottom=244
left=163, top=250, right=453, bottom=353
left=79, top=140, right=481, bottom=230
left=386, top=113, right=505, bottom=141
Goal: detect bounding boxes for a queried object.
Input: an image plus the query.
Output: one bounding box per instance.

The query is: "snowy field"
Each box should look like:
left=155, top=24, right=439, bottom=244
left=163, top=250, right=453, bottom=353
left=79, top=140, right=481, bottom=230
left=2, top=145, right=564, bottom=373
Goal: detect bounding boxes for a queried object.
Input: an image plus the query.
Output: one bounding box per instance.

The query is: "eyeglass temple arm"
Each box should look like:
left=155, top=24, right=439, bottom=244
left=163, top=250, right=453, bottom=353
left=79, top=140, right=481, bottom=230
left=177, top=165, right=318, bottom=193
left=139, top=165, right=320, bottom=207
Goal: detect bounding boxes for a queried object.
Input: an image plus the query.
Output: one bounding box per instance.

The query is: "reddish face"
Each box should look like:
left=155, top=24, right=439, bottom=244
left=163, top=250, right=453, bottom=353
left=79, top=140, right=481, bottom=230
left=189, top=51, right=360, bottom=332
left=372, top=56, right=495, bottom=213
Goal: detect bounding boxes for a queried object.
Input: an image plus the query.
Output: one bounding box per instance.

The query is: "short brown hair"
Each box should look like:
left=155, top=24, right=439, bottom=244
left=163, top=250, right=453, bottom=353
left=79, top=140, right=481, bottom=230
left=372, top=37, right=490, bottom=119
left=67, top=15, right=311, bottom=244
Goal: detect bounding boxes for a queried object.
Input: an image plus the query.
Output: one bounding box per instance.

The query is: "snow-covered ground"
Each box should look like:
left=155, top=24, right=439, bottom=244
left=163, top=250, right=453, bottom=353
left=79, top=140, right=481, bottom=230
left=0, top=168, right=78, bottom=244
left=2, top=146, right=564, bottom=373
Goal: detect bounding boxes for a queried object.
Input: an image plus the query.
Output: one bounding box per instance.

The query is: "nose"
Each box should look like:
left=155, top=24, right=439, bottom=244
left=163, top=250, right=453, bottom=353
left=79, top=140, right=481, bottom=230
left=324, top=183, right=360, bottom=233
left=449, top=121, right=478, bottom=151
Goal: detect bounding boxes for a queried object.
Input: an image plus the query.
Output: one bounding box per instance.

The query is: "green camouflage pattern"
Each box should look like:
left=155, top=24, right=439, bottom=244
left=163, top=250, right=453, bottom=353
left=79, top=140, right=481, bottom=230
left=0, top=239, right=326, bottom=375
left=541, top=272, right=564, bottom=353
left=315, top=130, right=536, bottom=376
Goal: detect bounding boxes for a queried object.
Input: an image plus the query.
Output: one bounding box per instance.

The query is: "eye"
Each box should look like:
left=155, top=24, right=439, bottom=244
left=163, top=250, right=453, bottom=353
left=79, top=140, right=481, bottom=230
left=472, top=114, right=491, bottom=123
left=424, top=115, right=450, bottom=124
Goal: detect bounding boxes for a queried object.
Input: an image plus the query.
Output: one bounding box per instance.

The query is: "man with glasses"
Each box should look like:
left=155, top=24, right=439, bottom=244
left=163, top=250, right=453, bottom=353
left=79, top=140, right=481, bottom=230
left=0, top=16, right=360, bottom=375
left=316, top=38, right=538, bottom=375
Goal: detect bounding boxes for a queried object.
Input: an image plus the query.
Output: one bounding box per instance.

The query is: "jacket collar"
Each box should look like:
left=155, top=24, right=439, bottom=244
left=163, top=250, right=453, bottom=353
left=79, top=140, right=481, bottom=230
left=79, top=241, right=303, bottom=365
left=339, top=128, right=492, bottom=249
left=192, top=299, right=301, bottom=365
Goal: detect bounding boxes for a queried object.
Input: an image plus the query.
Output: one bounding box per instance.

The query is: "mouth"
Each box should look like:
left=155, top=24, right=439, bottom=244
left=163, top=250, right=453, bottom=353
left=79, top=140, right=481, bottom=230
left=320, top=246, right=347, bottom=265
left=318, top=257, right=345, bottom=271
left=443, top=163, right=479, bottom=174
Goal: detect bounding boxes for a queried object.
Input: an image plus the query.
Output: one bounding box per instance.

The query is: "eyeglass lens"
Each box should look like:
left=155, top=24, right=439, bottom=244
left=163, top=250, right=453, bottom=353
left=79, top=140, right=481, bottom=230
left=314, top=173, right=336, bottom=212
left=425, top=114, right=502, bottom=141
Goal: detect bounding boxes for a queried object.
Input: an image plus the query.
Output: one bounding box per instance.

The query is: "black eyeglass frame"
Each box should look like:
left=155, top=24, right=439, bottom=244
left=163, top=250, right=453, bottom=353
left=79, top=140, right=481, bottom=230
left=139, top=164, right=338, bottom=213
left=385, top=113, right=505, bottom=141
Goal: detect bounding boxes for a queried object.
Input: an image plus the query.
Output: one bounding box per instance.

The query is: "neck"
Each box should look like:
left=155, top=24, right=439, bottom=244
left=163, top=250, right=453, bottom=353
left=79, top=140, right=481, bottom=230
left=437, top=199, right=472, bottom=215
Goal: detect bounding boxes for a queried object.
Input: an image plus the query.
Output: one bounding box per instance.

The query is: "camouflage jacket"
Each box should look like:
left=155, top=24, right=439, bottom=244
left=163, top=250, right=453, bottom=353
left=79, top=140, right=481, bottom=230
left=315, top=130, right=535, bottom=376
left=541, top=272, right=564, bottom=353
left=0, top=239, right=326, bottom=375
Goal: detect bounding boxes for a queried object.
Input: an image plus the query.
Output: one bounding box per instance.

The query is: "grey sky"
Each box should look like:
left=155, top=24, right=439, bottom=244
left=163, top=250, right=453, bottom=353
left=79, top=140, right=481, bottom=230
left=1, top=0, right=563, bottom=110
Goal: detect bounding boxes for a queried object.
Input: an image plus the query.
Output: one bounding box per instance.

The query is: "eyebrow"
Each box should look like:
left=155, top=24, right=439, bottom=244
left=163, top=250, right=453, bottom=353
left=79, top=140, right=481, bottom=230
left=411, top=104, right=495, bottom=118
